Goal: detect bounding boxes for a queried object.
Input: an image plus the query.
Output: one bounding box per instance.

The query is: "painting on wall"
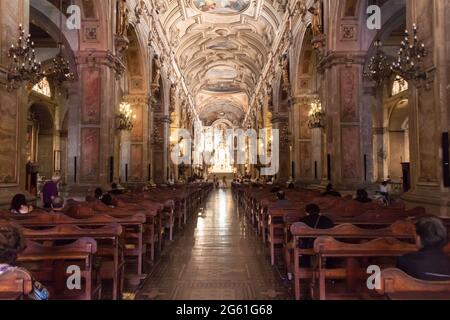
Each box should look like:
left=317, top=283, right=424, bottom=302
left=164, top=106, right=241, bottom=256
left=193, top=0, right=251, bottom=14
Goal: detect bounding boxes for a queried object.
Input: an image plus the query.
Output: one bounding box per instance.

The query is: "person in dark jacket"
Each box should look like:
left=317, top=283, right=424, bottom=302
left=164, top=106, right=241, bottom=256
left=322, top=183, right=342, bottom=198
left=299, top=203, right=334, bottom=231
left=354, top=189, right=372, bottom=203
left=398, top=216, right=450, bottom=281
left=274, top=191, right=292, bottom=208
left=297, top=204, right=334, bottom=267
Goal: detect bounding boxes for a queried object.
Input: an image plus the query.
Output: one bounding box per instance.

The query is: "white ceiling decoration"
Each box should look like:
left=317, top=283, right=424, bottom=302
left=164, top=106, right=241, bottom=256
left=154, top=0, right=288, bottom=124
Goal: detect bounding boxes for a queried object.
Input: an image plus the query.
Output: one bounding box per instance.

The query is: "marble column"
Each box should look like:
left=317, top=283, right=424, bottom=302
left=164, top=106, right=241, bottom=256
left=66, top=51, right=121, bottom=193
left=272, top=113, right=290, bottom=183
left=291, top=95, right=318, bottom=184
left=120, top=94, right=150, bottom=186
left=401, top=0, right=450, bottom=215
left=321, top=53, right=369, bottom=190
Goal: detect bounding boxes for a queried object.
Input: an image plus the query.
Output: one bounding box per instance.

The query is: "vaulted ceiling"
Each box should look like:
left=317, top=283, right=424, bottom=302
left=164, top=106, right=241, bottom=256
left=155, top=0, right=286, bottom=126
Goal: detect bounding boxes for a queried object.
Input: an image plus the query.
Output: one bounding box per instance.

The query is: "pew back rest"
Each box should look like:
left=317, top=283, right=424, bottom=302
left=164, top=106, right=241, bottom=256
left=22, top=223, right=123, bottom=240
left=20, top=237, right=98, bottom=256
left=314, top=236, right=417, bottom=257
left=377, top=268, right=450, bottom=295
left=291, top=220, right=416, bottom=240
left=8, top=212, right=146, bottom=228
left=0, top=267, right=33, bottom=297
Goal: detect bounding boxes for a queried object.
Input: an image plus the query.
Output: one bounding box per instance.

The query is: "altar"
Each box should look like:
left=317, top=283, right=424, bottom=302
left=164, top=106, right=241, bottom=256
left=209, top=144, right=234, bottom=174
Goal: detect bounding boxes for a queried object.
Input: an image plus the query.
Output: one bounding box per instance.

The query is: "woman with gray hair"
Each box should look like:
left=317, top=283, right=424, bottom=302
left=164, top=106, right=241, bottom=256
left=398, top=216, right=450, bottom=281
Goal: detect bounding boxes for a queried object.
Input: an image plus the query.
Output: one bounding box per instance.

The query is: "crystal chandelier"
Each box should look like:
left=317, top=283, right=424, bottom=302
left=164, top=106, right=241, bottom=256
left=117, top=102, right=136, bottom=131
left=308, top=97, right=326, bottom=129
left=364, top=40, right=392, bottom=84
left=46, top=0, right=75, bottom=87
left=391, top=24, right=428, bottom=82
left=7, top=24, right=43, bottom=90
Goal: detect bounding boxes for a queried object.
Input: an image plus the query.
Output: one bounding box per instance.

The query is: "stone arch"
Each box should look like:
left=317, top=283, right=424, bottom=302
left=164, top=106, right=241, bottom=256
left=30, top=0, right=79, bottom=75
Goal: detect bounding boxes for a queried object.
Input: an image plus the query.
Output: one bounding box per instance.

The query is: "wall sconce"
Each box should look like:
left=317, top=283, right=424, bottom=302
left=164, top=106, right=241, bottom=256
left=308, top=97, right=326, bottom=129
left=117, top=102, right=136, bottom=131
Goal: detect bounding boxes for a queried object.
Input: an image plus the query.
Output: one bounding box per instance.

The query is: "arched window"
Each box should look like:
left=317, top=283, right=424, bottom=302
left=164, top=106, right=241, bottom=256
left=32, top=77, right=52, bottom=97
left=392, top=75, right=408, bottom=96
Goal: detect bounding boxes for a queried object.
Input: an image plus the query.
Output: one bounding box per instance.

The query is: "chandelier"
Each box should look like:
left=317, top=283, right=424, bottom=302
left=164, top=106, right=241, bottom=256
left=117, top=102, right=136, bottom=131
left=308, top=97, right=326, bottom=129
left=364, top=40, right=392, bottom=84
left=46, top=0, right=75, bottom=87
left=391, top=24, right=428, bottom=82
left=7, top=24, right=43, bottom=90
left=45, top=53, right=75, bottom=87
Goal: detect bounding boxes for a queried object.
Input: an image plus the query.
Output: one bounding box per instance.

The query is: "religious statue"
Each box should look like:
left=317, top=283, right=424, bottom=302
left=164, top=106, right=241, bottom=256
left=116, top=0, right=129, bottom=37
left=309, top=0, right=323, bottom=37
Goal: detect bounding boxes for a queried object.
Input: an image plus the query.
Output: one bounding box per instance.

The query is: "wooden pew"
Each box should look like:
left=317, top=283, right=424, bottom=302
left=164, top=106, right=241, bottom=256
left=17, top=237, right=101, bottom=300
left=376, top=268, right=450, bottom=300
left=9, top=212, right=146, bottom=279
left=290, top=220, right=416, bottom=300
left=313, top=237, right=418, bottom=300
left=0, top=267, right=33, bottom=300
left=22, top=223, right=124, bottom=300
left=267, top=207, right=304, bottom=266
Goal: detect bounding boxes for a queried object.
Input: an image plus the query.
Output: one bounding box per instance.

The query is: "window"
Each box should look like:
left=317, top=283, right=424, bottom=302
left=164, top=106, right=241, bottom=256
left=32, top=77, right=52, bottom=97
left=392, top=76, right=408, bottom=96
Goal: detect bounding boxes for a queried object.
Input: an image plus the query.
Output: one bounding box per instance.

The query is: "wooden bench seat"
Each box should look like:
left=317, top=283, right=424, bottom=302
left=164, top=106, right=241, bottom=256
left=376, top=268, right=450, bottom=300
left=0, top=267, right=33, bottom=300
left=9, top=212, right=146, bottom=280
left=313, top=237, right=418, bottom=300
left=289, top=220, right=416, bottom=300
left=17, top=237, right=100, bottom=300
left=22, top=224, right=124, bottom=300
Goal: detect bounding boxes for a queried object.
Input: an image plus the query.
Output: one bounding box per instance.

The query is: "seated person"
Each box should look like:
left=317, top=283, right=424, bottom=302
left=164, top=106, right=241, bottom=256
left=322, top=183, right=342, bottom=198
left=10, top=194, right=33, bottom=215
left=41, top=176, right=60, bottom=209
left=50, top=197, right=65, bottom=212
left=0, top=221, right=49, bottom=300
left=275, top=191, right=292, bottom=208
left=299, top=204, right=334, bottom=231
left=354, top=189, right=372, bottom=203
left=398, top=216, right=450, bottom=281
left=297, top=204, right=334, bottom=267
left=101, top=193, right=116, bottom=208
left=270, top=184, right=281, bottom=193
left=94, top=187, right=104, bottom=200
left=109, top=183, right=124, bottom=195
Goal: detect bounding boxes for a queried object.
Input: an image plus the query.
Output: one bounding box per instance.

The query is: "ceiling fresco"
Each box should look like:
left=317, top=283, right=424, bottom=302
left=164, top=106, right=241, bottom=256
left=193, top=0, right=251, bottom=14
left=156, top=0, right=286, bottom=125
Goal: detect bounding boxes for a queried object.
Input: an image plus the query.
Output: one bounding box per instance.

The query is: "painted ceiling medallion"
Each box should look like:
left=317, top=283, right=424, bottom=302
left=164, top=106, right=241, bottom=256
left=193, top=0, right=251, bottom=14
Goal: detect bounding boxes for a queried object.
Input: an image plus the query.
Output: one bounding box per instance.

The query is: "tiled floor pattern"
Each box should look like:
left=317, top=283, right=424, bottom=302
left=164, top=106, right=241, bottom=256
left=136, top=189, right=292, bottom=300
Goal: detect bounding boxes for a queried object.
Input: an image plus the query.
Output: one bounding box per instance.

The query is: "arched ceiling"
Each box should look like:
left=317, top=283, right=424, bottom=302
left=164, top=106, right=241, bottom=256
left=155, top=0, right=286, bottom=125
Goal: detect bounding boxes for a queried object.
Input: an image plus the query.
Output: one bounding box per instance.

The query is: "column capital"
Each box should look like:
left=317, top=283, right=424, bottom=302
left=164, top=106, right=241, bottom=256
left=291, top=95, right=316, bottom=105
left=272, top=113, right=289, bottom=124
left=75, top=50, right=125, bottom=77
left=123, top=94, right=151, bottom=105
left=319, top=51, right=366, bottom=70
left=154, top=114, right=171, bottom=124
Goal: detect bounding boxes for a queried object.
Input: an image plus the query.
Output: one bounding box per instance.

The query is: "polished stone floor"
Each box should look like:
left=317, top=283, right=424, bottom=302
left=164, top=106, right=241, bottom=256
left=136, top=189, right=292, bottom=300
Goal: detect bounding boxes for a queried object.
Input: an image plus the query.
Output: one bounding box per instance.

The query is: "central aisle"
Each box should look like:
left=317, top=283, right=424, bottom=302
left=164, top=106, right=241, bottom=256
left=137, top=189, right=291, bottom=300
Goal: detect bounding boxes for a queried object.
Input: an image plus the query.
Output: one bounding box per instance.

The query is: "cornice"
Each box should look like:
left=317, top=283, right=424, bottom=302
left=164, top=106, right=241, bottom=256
left=318, top=51, right=367, bottom=70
